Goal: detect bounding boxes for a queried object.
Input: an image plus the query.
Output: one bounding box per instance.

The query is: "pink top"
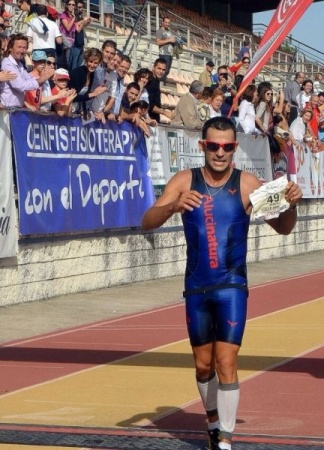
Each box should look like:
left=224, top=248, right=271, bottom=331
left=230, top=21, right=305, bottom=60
left=59, top=11, right=75, bottom=39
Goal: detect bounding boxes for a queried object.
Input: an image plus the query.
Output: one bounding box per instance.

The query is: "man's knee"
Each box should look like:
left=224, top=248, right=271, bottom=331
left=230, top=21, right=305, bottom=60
left=215, top=343, right=240, bottom=382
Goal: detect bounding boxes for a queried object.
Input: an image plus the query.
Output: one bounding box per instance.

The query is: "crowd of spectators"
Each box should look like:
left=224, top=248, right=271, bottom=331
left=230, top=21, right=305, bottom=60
left=0, top=3, right=323, bottom=148
left=185, top=61, right=324, bottom=158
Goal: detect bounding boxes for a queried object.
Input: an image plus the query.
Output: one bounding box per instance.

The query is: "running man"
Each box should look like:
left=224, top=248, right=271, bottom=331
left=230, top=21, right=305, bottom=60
left=141, top=116, right=302, bottom=450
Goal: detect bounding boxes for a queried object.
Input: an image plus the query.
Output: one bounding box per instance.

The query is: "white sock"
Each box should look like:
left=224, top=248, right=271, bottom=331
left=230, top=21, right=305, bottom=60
left=218, top=443, right=231, bottom=450
left=196, top=372, right=218, bottom=416
left=217, top=382, right=239, bottom=437
left=207, top=419, right=220, bottom=431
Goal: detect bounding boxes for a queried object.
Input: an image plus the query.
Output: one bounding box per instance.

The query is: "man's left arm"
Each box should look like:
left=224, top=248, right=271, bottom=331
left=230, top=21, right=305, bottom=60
left=266, top=181, right=303, bottom=235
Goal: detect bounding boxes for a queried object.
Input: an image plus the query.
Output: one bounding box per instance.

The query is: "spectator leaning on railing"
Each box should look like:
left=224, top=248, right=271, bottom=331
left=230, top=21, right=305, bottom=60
left=0, top=33, right=39, bottom=108
left=90, top=39, right=118, bottom=118
left=51, top=67, right=77, bottom=116
left=111, top=54, right=131, bottom=118
left=69, top=47, right=106, bottom=117
left=146, top=57, right=173, bottom=123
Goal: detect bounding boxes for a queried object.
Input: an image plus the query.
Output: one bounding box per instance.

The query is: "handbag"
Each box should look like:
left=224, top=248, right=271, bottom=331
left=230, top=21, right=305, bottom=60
left=267, top=133, right=281, bottom=154
left=62, top=34, right=74, bottom=49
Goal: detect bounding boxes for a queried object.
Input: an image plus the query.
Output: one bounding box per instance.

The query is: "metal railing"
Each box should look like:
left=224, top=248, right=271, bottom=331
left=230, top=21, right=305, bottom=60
left=254, top=23, right=324, bottom=78
left=6, top=3, right=324, bottom=89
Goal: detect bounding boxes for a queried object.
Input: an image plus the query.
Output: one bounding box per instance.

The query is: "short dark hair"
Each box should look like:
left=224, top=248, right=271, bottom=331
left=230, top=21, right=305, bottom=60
left=130, top=100, right=149, bottom=112
left=202, top=116, right=236, bottom=140
left=36, top=4, right=48, bottom=15
left=126, top=82, right=140, bottom=92
left=217, top=65, right=228, bottom=74
left=201, top=87, right=212, bottom=100
left=301, top=79, right=313, bottom=92
left=102, top=39, right=117, bottom=51
left=154, top=57, right=167, bottom=67
left=120, top=54, right=131, bottom=65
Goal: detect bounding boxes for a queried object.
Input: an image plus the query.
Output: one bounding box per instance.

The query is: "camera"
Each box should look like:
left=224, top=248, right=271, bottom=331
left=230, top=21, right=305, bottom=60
left=219, top=73, right=228, bottom=80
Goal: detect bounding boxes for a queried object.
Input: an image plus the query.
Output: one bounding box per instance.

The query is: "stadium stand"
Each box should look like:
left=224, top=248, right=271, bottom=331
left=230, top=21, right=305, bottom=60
left=7, top=0, right=324, bottom=110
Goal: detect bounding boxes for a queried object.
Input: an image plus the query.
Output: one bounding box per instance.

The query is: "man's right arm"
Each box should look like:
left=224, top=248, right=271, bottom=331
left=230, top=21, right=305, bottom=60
left=141, top=170, right=202, bottom=230
left=2, top=60, right=39, bottom=92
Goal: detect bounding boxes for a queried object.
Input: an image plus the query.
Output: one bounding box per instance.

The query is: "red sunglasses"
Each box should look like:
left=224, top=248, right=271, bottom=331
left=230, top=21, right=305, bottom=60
left=200, top=140, right=237, bottom=152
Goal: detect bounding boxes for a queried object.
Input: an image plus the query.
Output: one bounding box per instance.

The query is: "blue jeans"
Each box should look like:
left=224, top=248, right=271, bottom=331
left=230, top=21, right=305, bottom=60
left=69, top=46, right=84, bottom=71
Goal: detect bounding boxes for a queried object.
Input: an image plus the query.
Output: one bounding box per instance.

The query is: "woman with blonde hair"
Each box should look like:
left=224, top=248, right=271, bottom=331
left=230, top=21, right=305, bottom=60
left=68, top=47, right=107, bottom=116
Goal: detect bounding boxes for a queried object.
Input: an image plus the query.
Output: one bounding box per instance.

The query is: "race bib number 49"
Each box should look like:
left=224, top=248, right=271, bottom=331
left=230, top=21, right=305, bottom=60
left=250, top=175, right=290, bottom=220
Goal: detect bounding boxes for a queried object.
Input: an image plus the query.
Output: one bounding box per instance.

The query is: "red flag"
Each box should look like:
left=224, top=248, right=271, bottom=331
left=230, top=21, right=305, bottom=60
left=231, top=0, right=314, bottom=112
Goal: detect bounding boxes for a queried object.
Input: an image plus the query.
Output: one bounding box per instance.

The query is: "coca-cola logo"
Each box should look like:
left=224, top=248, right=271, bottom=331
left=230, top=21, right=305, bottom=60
left=277, top=0, right=298, bottom=24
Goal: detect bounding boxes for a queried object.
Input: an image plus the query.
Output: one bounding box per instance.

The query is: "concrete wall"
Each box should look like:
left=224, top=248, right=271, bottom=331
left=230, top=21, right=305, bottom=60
left=0, top=199, right=323, bottom=307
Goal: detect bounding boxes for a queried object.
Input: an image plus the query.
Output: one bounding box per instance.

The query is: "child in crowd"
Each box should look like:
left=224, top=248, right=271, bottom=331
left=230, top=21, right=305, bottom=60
left=51, top=67, right=77, bottom=116
left=24, top=50, right=70, bottom=111
left=129, top=100, right=157, bottom=137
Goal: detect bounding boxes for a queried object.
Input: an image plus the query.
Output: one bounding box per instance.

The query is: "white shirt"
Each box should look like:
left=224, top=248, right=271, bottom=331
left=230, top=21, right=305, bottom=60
left=238, top=99, right=257, bottom=134
left=91, top=68, right=118, bottom=113
left=296, top=91, right=311, bottom=112
left=209, top=105, right=221, bottom=118
left=26, top=16, right=61, bottom=50
left=40, top=80, right=53, bottom=111
left=290, top=116, right=307, bottom=142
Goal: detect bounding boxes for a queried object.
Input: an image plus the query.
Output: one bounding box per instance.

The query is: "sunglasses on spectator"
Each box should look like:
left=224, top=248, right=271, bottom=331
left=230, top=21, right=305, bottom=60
left=266, top=92, right=273, bottom=96
left=200, top=140, right=237, bottom=152
left=46, top=61, right=57, bottom=67
left=68, top=3, right=75, bottom=5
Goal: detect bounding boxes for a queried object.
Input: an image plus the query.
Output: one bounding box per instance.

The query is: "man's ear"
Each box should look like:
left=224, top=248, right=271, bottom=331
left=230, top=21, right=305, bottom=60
left=198, top=140, right=205, bottom=153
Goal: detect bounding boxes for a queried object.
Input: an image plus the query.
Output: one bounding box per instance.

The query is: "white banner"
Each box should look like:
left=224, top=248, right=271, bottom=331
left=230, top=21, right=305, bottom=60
left=294, top=142, right=324, bottom=198
left=0, top=111, right=18, bottom=258
left=146, top=126, right=272, bottom=194
left=233, top=133, right=273, bottom=182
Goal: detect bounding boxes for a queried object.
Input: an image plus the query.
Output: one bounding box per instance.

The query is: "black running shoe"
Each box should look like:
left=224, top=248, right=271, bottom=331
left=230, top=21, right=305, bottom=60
left=207, top=428, right=220, bottom=450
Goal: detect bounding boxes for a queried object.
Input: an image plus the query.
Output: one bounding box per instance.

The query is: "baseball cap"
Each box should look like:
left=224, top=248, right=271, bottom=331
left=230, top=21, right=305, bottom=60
left=32, top=50, right=47, bottom=61
left=54, top=68, right=70, bottom=80
left=206, top=60, right=215, bottom=67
